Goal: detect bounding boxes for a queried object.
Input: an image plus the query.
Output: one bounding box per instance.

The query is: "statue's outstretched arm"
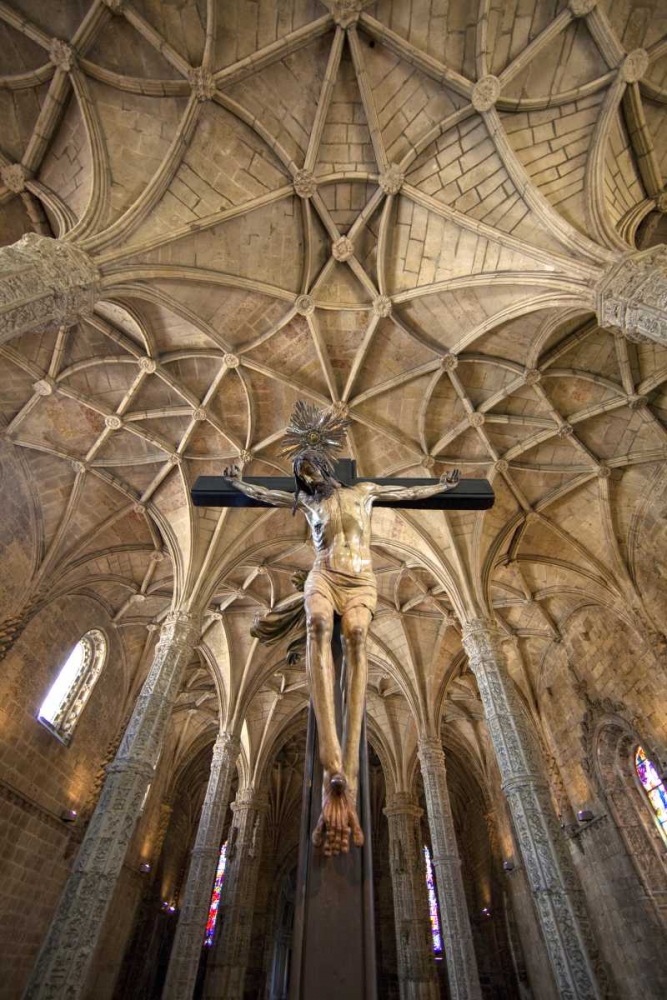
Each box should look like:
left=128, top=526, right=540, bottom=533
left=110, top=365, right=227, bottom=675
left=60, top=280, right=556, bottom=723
left=223, top=466, right=297, bottom=509
left=370, top=469, right=460, bottom=502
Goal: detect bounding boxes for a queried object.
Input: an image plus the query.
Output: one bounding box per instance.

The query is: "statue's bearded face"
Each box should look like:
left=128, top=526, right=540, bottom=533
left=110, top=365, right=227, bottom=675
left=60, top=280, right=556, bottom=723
left=297, top=458, right=325, bottom=489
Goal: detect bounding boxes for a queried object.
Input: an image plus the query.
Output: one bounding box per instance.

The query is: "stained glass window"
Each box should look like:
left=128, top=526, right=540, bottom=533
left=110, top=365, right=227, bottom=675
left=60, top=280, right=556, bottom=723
left=38, top=630, right=107, bottom=744
left=423, top=844, right=443, bottom=959
left=204, top=841, right=228, bottom=946
left=635, top=746, right=667, bottom=847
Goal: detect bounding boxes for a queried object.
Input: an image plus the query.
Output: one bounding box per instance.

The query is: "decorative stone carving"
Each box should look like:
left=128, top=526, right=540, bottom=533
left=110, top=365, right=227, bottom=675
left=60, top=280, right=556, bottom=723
left=168, top=453, right=182, bottom=466
left=523, top=368, right=542, bottom=385
left=495, top=459, right=509, bottom=474
left=105, top=415, right=122, bottom=430
left=656, top=192, right=667, bottom=214
left=627, top=394, right=648, bottom=410
left=238, top=448, right=253, bottom=464
left=372, top=294, right=392, bottom=318
left=133, top=502, right=145, bottom=515
left=422, top=455, right=435, bottom=470
left=596, top=247, right=667, bottom=347
left=0, top=233, right=100, bottom=343
left=192, top=408, right=207, bottom=421
left=138, top=357, right=157, bottom=373
left=326, top=0, right=368, bottom=28
left=418, top=737, right=483, bottom=1000
left=293, top=169, right=318, bottom=199
left=71, top=460, right=88, bottom=474
left=189, top=67, right=216, bottom=101
left=50, top=39, right=75, bottom=71
left=203, top=787, right=269, bottom=999
left=330, top=401, right=349, bottom=419
left=461, top=619, right=603, bottom=1000
left=557, top=422, right=574, bottom=438
left=597, top=465, right=611, bottom=478
left=1, top=163, right=28, bottom=194
left=163, top=732, right=241, bottom=1000
left=379, top=165, right=405, bottom=195
left=23, top=611, right=201, bottom=1000
left=223, top=353, right=240, bottom=368
left=383, top=792, right=440, bottom=1000
left=621, top=49, right=649, bottom=84
left=33, top=377, right=54, bottom=396
left=469, top=412, right=485, bottom=427
left=295, top=293, right=315, bottom=316
left=332, top=235, right=355, bottom=262
left=440, top=352, right=458, bottom=371
left=569, top=0, right=597, bottom=15
left=472, top=75, right=501, bottom=112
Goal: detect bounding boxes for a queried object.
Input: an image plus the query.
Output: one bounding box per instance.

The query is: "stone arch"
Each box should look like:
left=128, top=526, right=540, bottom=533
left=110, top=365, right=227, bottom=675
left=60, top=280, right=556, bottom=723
left=590, top=711, right=667, bottom=927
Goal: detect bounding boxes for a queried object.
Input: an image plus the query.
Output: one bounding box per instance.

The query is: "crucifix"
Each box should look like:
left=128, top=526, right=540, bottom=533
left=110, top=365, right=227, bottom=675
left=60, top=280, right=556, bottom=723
left=191, top=402, right=494, bottom=997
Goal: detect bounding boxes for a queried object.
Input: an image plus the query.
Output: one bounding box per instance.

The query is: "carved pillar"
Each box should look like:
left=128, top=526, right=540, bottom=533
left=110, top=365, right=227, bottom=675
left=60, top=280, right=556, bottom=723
left=384, top=792, right=439, bottom=1000
left=0, top=233, right=100, bottom=342
left=418, top=737, right=483, bottom=1000
left=204, top=786, right=268, bottom=1000
left=162, top=731, right=240, bottom=1000
left=23, top=610, right=200, bottom=1000
left=596, top=245, right=667, bottom=345
left=461, top=619, right=603, bottom=1000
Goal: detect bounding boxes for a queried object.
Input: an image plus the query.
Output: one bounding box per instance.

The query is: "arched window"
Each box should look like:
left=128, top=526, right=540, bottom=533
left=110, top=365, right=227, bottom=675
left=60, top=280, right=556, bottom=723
left=423, top=844, right=443, bottom=959
left=204, top=841, right=228, bottom=946
left=634, top=746, right=667, bottom=847
left=38, top=629, right=107, bottom=744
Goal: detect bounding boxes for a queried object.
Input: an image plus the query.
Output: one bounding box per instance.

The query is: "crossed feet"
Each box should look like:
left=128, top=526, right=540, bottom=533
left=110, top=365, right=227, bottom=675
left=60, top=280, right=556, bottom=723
left=312, top=771, right=365, bottom=856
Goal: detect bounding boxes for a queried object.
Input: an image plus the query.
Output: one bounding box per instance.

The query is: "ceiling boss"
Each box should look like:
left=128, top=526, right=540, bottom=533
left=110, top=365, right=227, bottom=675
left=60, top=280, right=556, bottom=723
left=224, top=402, right=460, bottom=855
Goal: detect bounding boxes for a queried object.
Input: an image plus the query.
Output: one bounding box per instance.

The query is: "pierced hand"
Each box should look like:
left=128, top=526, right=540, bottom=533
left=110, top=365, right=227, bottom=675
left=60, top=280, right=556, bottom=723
left=223, top=464, right=241, bottom=480
left=440, top=469, right=460, bottom=487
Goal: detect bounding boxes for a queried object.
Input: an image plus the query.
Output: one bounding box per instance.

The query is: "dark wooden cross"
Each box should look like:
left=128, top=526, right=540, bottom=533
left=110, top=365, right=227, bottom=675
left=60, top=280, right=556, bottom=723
left=192, top=459, right=494, bottom=511
left=191, top=460, right=494, bottom=1000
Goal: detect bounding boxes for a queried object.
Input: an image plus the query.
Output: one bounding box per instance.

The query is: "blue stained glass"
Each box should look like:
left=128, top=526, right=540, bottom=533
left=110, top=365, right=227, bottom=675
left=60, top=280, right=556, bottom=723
left=635, top=746, right=667, bottom=842
left=204, top=842, right=227, bottom=946
left=423, top=845, right=443, bottom=958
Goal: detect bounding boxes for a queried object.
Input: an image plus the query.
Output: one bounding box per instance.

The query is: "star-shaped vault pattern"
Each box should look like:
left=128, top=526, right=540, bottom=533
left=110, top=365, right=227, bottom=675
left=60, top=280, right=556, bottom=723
left=1, top=0, right=667, bottom=798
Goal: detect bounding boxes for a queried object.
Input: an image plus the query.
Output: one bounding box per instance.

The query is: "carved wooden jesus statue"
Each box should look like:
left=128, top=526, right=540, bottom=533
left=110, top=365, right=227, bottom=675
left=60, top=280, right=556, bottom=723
left=224, top=402, right=459, bottom=856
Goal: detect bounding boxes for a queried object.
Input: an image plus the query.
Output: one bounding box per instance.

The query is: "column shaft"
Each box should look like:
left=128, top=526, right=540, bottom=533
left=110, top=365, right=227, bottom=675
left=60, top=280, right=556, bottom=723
left=384, top=793, right=439, bottom=1000
left=203, top=787, right=267, bottom=1000
left=162, top=731, right=240, bottom=1000
left=0, top=233, right=99, bottom=342
left=23, top=610, right=200, bottom=1000
left=418, top=737, right=482, bottom=1000
left=462, top=619, right=602, bottom=1000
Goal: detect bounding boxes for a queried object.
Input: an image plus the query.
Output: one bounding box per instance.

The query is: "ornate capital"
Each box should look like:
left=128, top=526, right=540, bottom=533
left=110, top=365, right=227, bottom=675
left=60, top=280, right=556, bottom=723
left=0, top=233, right=100, bottom=342
left=384, top=791, right=422, bottom=819
left=596, top=246, right=667, bottom=346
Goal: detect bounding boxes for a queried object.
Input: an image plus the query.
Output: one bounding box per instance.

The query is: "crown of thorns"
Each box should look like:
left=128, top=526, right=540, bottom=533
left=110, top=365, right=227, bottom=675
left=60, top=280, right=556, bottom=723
left=280, top=401, right=350, bottom=471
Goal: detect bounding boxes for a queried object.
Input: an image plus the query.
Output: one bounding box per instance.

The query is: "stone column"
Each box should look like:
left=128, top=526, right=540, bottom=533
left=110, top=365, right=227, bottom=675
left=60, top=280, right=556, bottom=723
left=461, top=619, right=603, bottom=1000
left=596, top=245, right=667, bottom=345
left=203, top=786, right=268, bottom=1000
left=418, top=737, right=483, bottom=1000
left=162, top=731, right=240, bottom=1000
left=384, top=792, right=439, bottom=1000
left=0, top=233, right=100, bottom=343
left=23, top=610, right=200, bottom=1000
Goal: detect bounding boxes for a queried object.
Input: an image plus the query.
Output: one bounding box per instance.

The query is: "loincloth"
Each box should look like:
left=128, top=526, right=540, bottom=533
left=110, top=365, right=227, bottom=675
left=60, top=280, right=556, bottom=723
left=304, top=564, right=377, bottom=617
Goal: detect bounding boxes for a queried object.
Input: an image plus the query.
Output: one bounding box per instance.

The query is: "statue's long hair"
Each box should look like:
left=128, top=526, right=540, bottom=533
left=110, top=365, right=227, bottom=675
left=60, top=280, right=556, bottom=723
left=292, top=449, right=340, bottom=514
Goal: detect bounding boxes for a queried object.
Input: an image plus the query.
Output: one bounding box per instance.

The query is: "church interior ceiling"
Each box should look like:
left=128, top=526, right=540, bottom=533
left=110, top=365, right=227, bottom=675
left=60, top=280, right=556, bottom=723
left=1, top=0, right=667, bottom=789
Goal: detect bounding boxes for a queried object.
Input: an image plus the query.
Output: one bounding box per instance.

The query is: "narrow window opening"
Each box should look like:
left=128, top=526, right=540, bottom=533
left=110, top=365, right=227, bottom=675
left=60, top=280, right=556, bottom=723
left=38, top=629, right=107, bottom=744
left=204, top=841, right=228, bottom=946
left=635, top=745, right=667, bottom=847
left=423, top=844, right=443, bottom=959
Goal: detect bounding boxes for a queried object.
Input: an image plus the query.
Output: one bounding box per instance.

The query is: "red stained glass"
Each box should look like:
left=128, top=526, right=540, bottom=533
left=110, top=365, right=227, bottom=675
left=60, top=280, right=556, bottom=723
left=204, top=842, right=227, bottom=946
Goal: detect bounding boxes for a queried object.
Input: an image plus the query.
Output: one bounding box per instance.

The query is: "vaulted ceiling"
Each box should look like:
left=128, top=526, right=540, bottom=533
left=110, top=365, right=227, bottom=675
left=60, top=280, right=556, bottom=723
left=1, top=0, right=666, bottom=788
